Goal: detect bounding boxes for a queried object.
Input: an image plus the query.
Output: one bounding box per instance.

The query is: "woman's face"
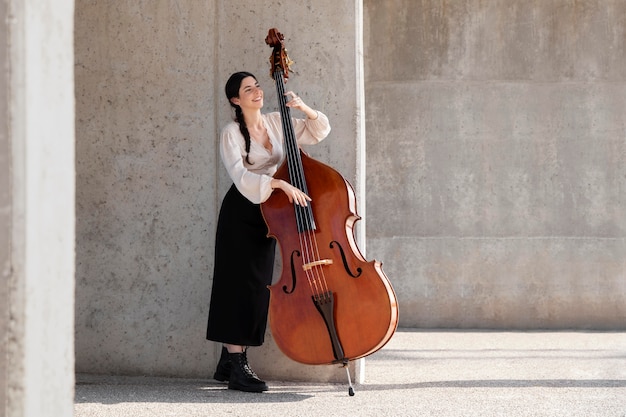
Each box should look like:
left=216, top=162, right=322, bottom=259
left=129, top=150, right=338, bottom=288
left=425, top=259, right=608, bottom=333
left=232, top=76, right=263, bottom=110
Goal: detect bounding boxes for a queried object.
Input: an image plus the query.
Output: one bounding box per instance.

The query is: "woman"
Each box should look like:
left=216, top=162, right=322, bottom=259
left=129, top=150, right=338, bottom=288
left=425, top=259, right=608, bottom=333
left=206, top=71, right=331, bottom=392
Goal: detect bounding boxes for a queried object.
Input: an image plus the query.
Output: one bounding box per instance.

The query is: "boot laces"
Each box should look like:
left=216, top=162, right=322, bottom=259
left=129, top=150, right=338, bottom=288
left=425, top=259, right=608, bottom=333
left=241, top=351, right=259, bottom=378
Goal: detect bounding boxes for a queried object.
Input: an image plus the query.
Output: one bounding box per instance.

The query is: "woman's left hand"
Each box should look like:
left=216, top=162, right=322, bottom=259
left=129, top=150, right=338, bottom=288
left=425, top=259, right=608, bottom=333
left=285, top=91, right=318, bottom=120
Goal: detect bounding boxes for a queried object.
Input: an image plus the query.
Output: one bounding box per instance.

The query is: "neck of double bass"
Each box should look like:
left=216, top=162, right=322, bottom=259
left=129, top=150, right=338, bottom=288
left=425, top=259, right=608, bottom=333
left=273, top=72, right=316, bottom=233
left=274, top=73, right=306, bottom=192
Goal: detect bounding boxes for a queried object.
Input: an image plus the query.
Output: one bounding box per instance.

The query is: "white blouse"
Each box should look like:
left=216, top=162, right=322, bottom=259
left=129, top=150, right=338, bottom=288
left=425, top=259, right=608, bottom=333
left=220, top=111, right=331, bottom=204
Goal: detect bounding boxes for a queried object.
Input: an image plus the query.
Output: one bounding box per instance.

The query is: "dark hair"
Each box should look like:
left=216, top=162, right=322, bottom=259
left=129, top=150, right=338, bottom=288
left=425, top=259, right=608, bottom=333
left=225, top=71, right=257, bottom=165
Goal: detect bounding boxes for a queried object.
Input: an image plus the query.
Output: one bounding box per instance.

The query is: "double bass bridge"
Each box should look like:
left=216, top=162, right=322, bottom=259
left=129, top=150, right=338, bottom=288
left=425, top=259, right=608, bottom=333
left=302, top=258, right=333, bottom=271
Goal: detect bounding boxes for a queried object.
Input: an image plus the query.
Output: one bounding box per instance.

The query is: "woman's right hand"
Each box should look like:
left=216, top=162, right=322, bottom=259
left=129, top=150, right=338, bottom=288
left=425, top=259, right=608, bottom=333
left=271, top=179, right=311, bottom=206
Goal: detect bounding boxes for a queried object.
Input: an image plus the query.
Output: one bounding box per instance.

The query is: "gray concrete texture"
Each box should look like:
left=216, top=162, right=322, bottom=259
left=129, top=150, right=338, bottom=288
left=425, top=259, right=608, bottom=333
left=74, top=331, right=626, bottom=417
left=4, top=1, right=76, bottom=416
left=1, top=0, right=9, bottom=412
left=74, top=1, right=218, bottom=379
left=364, top=1, right=626, bottom=328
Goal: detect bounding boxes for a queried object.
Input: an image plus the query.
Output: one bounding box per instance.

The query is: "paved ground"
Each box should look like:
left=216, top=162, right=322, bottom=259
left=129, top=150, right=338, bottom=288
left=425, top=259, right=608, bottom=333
left=75, top=330, right=626, bottom=417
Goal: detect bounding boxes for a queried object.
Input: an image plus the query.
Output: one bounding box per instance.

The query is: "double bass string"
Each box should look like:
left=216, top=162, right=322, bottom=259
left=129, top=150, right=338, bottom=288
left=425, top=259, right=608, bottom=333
left=275, top=72, right=323, bottom=296
left=274, top=71, right=331, bottom=299
left=274, top=72, right=315, bottom=292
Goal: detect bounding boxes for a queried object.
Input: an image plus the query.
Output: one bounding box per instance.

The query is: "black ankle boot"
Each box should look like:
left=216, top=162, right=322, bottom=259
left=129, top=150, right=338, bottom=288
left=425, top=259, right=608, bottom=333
left=213, top=346, right=231, bottom=382
left=228, top=351, right=268, bottom=393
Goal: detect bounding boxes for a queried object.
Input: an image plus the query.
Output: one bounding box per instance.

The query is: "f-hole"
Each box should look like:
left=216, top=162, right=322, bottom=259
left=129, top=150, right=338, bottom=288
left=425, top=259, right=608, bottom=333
left=282, top=249, right=301, bottom=294
left=330, top=241, right=362, bottom=278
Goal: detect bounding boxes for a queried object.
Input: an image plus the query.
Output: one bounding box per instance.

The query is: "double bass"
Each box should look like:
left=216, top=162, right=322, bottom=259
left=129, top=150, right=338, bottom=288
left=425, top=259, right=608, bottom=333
left=261, top=28, right=399, bottom=393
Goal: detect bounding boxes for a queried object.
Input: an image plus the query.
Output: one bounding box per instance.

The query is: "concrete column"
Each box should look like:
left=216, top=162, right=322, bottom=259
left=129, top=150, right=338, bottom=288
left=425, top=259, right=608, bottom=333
left=1, top=0, right=10, bottom=412
left=74, top=0, right=366, bottom=382
left=3, top=1, right=76, bottom=416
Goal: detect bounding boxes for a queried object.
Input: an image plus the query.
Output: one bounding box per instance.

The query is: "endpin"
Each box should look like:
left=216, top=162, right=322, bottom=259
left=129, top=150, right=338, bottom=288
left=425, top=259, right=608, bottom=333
left=342, top=361, right=355, bottom=396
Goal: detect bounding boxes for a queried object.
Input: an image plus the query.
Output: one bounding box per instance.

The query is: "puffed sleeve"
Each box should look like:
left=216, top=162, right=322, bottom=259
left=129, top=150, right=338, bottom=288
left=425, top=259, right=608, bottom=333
left=293, top=111, right=331, bottom=145
left=219, top=124, right=274, bottom=204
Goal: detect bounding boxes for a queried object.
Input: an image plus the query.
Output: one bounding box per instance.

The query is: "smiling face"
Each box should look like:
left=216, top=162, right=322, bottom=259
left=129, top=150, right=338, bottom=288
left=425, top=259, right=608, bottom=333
left=231, top=76, right=264, bottom=110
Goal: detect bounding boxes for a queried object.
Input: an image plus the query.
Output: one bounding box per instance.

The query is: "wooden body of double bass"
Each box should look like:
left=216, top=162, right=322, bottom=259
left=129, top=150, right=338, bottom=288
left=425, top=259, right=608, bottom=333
left=261, top=151, right=399, bottom=365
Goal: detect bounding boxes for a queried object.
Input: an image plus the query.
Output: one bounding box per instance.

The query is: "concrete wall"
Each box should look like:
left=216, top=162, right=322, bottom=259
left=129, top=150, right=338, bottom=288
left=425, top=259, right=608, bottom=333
left=72, top=0, right=626, bottom=384
left=74, top=1, right=218, bottom=378
left=364, top=0, right=626, bottom=329
left=3, top=0, right=76, bottom=416
left=74, top=0, right=364, bottom=381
